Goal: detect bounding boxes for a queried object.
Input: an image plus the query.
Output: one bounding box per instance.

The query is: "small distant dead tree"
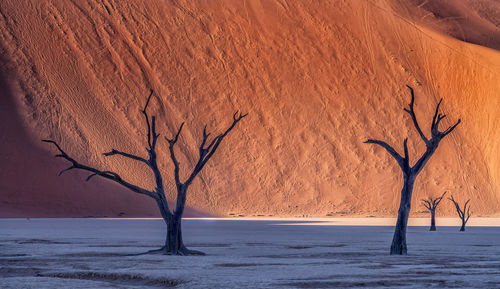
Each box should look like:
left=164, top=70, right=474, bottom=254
left=44, top=91, right=247, bottom=255
left=421, top=191, right=446, bottom=231
left=449, top=195, right=471, bottom=231
left=365, top=85, right=460, bottom=255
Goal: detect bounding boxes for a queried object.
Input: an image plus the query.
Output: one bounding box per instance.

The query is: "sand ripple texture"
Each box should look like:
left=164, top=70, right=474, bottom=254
left=0, top=0, right=499, bottom=217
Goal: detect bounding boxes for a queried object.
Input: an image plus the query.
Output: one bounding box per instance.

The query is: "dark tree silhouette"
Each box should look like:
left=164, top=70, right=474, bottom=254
left=365, top=85, right=461, bottom=255
left=422, top=191, right=447, bottom=231
left=449, top=195, right=471, bottom=231
left=44, top=91, right=247, bottom=255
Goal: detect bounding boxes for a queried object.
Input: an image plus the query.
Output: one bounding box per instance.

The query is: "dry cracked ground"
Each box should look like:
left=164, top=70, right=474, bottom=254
left=1, top=219, right=500, bottom=288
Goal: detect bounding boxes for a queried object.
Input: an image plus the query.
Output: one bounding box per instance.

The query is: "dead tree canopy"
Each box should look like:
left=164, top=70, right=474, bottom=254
left=44, top=90, right=247, bottom=255
left=365, top=85, right=460, bottom=255
left=365, top=86, right=461, bottom=177
left=162, top=111, right=247, bottom=255
left=422, top=191, right=447, bottom=231
left=449, top=195, right=471, bottom=232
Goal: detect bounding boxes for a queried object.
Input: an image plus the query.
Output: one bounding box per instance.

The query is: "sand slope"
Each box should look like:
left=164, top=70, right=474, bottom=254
left=0, top=0, right=499, bottom=217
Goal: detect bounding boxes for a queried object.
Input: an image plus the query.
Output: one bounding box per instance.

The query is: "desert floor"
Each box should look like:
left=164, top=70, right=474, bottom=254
left=1, top=218, right=500, bottom=288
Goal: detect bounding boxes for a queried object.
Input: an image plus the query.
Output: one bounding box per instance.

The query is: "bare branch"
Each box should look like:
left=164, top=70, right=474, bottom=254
left=59, top=165, right=75, bottom=176
left=202, top=112, right=247, bottom=162
left=464, top=199, right=471, bottom=210
left=404, top=85, right=429, bottom=145
left=421, top=199, right=431, bottom=210
left=431, top=98, right=443, bottom=131
left=141, top=90, right=154, bottom=148
left=423, top=191, right=447, bottom=212
left=449, top=195, right=461, bottom=218
left=429, top=96, right=461, bottom=139
left=103, top=149, right=149, bottom=165
left=151, top=116, right=159, bottom=150
left=433, top=191, right=447, bottom=207
left=43, top=140, right=66, bottom=156
left=184, top=111, right=247, bottom=186
left=364, top=139, right=405, bottom=169
left=441, top=119, right=461, bottom=137
left=85, top=173, right=99, bottom=182
left=43, top=139, right=159, bottom=200
left=205, top=135, right=220, bottom=153
left=166, top=122, right=185, bottom=186
left=449, top=195, right=471, bottom=222
left=434, top=113, right=446, bottom=129
left=403, top=138, right=409, bottom=164
left=411, top=147, right=434, bottom=175
left=198, top=126, right=214, bottom=160
left=166, top=122, right=185, bottom=144
left=226, top=111, right=248, bottom=136
left=200, top=125, right=210, bottom=149
left=86, top=171, right=119, bottom=182
left=463, top=199, right=471, bottom=224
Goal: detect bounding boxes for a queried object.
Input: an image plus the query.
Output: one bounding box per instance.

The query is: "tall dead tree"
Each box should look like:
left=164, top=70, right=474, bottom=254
left=365, top=85, right=460, bottom=255
left=44, top=91, right=247, bottom=255
left=449, top=195, right=471, bottom=231
left=422, top=191, right=446, bottom=231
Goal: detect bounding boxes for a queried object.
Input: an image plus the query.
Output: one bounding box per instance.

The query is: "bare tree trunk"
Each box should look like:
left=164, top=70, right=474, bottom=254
left=166, top=215, right=181, bottom=254
left=44, top=91, right=246, bottom=256
left=164, top=112, right=246, bottom=255
left=390, top=175, right=414, bottom=255
left=422, top=191, right=446, bottom=232
left=365, top=86, right=460, bottom=255
left=162, top=214, right=202, bottom=255
left=430, top=210, right=436, bottom=231
left=449, top=195, right=471, bottom=232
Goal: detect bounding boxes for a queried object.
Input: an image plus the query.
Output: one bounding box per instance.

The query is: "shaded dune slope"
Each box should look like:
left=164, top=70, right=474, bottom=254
left=0, top=0, right=499, bottom=217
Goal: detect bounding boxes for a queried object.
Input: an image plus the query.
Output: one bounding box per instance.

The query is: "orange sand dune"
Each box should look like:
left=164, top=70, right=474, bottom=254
left=0, top=0, right=499, bottom=217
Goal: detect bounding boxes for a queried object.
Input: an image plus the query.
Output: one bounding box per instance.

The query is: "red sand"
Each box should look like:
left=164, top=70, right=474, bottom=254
left=0, top=0, right=499, bottom=217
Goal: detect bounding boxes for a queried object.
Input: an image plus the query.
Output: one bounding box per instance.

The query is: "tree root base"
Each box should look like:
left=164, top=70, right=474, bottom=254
left=128, top=246, right=205, bottom=256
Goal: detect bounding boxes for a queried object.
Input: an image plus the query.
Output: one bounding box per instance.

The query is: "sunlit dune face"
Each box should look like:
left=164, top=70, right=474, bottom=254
left=0, top=0, right=499, bottom=217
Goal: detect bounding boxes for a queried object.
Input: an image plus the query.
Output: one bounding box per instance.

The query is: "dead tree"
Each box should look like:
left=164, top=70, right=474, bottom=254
left=365, top=85, right=460, bottom=255
left=422, top=191, right=447, bottom=231
left=449, top=195, right=471, bottom=231
left=44, top=91, right=247, bottom=255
